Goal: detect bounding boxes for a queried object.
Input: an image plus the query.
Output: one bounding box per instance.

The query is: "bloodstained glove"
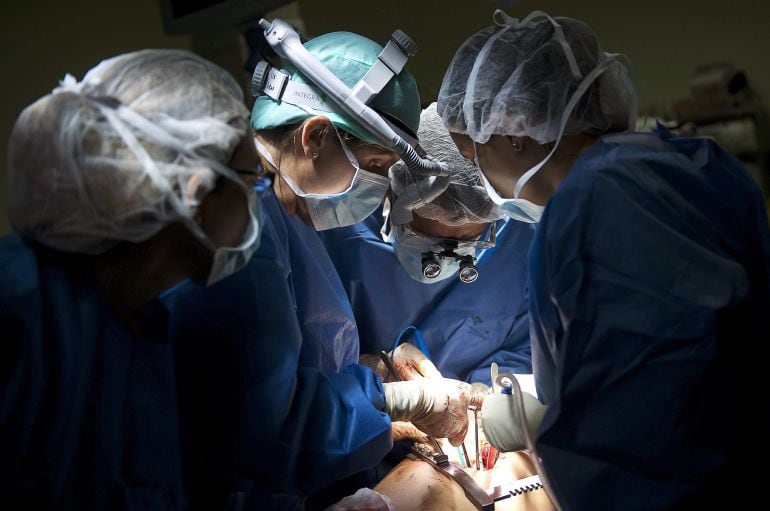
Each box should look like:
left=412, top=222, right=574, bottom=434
left=383, top=378, right=485, bottom=446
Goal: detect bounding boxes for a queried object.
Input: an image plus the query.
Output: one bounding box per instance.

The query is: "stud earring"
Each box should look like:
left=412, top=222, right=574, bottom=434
left=312, top=151, right=319, bottom=160
left=512, top=141, right=523, bottom=152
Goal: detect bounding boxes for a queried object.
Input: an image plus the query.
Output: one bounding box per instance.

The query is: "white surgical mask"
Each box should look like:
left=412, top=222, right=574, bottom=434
left=254, top=133, right=390, bottom=231
left=475, top=154, right=546, bottom=224
left=206, top=187, right=262, bottom=286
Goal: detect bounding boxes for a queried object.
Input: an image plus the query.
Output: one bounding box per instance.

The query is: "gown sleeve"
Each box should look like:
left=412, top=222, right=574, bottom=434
left=166, top=247, right=392, bottom=497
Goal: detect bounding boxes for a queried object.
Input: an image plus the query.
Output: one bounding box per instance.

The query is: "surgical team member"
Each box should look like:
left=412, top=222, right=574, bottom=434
left=438, top=10, right=770, bottom=510
left=165, top=30, right=483, bottom=510
left=321, top=102, right=534, bottom=383
left=0, top=49, right=261, bottom=509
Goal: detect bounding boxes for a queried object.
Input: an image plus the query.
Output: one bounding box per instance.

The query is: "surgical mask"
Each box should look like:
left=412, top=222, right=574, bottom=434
left=206, top=187, right=262, bottom=286
left=387, top=219, right=496, bottom=284
left=474, top=154, right=545, bottom=223
left=254, top=134, right=390, bottom=230
left=474, top=31, right=622, bottom=224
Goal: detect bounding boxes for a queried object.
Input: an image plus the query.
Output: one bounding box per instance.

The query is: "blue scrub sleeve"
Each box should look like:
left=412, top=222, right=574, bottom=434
left=166, top=257, right=393, bottom=498
left=277, top=365, right=391, bottom=491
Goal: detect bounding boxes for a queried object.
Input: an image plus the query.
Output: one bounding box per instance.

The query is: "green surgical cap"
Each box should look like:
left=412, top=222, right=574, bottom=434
left=250, top=31, right=421, bottom=145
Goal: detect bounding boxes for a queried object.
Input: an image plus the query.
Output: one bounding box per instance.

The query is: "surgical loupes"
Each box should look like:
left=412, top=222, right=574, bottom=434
left=421, top=249, right=479, bottom=284
left=421, top=238, right=479, bottom=284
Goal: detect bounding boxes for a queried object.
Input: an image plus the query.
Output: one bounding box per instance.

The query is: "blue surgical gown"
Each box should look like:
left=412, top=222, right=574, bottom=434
left=164, top=179, right=392, bottom=509
left=0, top=235, right=185, bottom=510
left=320, top=213, right=534, bottom=383
left=529, top=127, right=770, bottom=510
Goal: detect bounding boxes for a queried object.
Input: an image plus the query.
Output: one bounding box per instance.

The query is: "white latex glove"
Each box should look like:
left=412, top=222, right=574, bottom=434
left=391, top=343, right=443, bottom=380
left=481, top=391, right=547, bottom=452
left=383, top=378, right=484, bottom=446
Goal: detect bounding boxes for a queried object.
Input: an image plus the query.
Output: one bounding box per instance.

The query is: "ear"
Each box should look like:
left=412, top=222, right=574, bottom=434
left=300, top=116, right=335, bottom=159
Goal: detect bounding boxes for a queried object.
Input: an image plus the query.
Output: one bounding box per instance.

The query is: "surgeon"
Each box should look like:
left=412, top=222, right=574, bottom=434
left=321, top=102, right=534, bottom=384
left=164, top=29, right=484, bottom=510
left=438, top=10, right=770, bottom=511
left=0, top=49, right=261, bottom=509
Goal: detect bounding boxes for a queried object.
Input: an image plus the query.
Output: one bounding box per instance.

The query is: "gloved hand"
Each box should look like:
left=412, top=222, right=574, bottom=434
left=383, top=378, right=485, bottom=446
left=386, top=343, right=443, bottom=381
left=359, top=344, right=441, bottom=382
left=470, top=381, right=491, bottom=394
left=391, top=421, right=428, bottom=443
left=481, top=391, right=547, bottom=452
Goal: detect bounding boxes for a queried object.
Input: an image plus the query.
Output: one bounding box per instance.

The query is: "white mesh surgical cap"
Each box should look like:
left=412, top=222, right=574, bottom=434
left=7, top=49, right=250, bottom=254
left=437, top=10, right=636, bottom=144
left=390, top=102, right=502, bottom=226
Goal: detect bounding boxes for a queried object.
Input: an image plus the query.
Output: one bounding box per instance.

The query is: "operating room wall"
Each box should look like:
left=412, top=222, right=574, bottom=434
left=301, top=0, right=770, bottom=113
left=2, top=0, right=770, bottom=236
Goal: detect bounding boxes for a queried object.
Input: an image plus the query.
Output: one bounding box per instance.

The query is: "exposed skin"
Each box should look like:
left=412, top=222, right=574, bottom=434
left=92, top=134, right=256, bottom=328
left=374, top=452, right=553, bottom=511
left=376, top=417, right=551, bottom=510
left=255, top=115, right=400, bottom=227
left=449, top=132, right=597, bottom=205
